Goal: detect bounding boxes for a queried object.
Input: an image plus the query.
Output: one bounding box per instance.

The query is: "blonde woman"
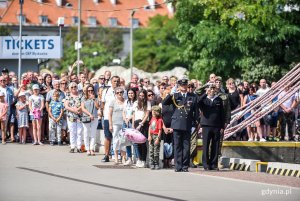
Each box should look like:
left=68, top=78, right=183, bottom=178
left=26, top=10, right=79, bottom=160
left=64, top=82, right=83, bottom=153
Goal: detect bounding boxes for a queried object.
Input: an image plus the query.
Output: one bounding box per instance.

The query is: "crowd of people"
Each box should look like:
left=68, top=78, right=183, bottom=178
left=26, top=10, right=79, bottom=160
left=0, top=64, right=299, bottom=171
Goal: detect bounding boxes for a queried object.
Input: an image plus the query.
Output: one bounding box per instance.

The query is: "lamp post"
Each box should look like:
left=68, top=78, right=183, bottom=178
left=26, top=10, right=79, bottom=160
left=77, top=0, right=81, bottom=76
left=58, top=17, right=64, bottom=38
left=130, top=9, right=136, bottom=79
left=58, top=17, right=64, bottom=59
left=18, top=0, right=24, bottom=83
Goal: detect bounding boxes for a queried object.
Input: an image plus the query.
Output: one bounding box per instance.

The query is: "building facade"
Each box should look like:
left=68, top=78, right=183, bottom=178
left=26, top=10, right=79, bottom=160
left=0, top=0, right=174, bottom=73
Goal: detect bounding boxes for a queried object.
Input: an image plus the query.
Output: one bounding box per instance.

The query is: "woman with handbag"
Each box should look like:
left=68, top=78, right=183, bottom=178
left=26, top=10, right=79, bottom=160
left=81, top=84, right=100, bottom=156
left=108, top=87, right=126, bottom=164
left=132, top=90, right=151, bottom=168
left=64, top=82, right=83, bottom=153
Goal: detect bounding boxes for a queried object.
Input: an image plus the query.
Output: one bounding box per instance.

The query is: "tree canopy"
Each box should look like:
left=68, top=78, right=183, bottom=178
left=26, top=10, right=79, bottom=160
left=175, top=0, right=300, bottom=82
left=129, top=15, right=187, bottom=72
left=58, top=27, right=123, bottom=74
left=0, top=26, right=11, bottom=36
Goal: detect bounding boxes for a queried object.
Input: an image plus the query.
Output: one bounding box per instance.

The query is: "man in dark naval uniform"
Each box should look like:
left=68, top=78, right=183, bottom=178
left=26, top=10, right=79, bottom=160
left=162, top=76, right=199, bottom=172
left=198, top=83, right=225, bottom=171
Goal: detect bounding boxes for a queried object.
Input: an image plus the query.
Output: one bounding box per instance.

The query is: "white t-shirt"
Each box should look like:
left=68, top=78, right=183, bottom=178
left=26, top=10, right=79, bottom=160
left=29, top=94, right=44, bottom=115
left=109, top=99, right=125, bottom=125
left=124, top=100, right=134, bottom=119
left=102, top=87, right=115, bottom=120
left=278, top=91, right=295, bottom=109
left=133, top=101, right=151, bottom=121
left=256, top=87, right=270, bottom=97
left=0, top=87, right=7, bottom=101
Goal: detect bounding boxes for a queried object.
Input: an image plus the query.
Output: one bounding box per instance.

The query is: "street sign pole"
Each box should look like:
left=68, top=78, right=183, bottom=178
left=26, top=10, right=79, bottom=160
left=18, top=0, right=24, bottom=83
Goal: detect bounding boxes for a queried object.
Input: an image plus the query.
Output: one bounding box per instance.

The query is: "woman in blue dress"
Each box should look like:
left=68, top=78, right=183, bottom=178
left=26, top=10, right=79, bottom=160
left=243, top=86, right=258, bottom=141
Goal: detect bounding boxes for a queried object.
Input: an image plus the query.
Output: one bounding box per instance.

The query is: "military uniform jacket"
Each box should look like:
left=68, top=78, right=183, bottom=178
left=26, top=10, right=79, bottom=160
left=198, top=93, right=225, bottom=129
left=162, top=92, right=199, bottom=131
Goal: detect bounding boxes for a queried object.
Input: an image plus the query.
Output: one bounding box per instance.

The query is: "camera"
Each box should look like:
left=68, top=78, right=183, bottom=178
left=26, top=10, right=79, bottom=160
left=22, top=79, right=30, bottom=86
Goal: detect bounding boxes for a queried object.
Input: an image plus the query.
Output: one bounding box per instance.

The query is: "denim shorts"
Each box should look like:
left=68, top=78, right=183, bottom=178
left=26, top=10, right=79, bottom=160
left=8, top=108, right=16, bottom=123
left=103, top=119, right=112, bottom=139
left=30, top=115, right=43, bottom=121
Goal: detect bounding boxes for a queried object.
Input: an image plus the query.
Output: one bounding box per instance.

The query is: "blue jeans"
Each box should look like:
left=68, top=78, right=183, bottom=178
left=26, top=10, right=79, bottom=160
left=123, top=121, right=136, bottom=159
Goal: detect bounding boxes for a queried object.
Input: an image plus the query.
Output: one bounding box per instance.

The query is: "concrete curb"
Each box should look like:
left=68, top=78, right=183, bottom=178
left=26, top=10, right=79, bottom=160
left=267, top=162, right=300, bottom=178
left=220, top=157, right=260, bottom=172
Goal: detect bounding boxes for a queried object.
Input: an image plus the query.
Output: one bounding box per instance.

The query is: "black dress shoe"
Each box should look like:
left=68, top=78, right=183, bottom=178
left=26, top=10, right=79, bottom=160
left=210, top=167, right=219, bottom=171
left=182, top=169, right=189, bottom=172
left=175, top=169, right=182, bottom=172
left=101, top=155, right=109, bottom=162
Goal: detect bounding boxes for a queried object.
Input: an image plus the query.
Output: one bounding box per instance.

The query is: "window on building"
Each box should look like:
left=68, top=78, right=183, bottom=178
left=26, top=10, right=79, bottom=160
left=132, top=18, right=139, bottom=28
left=88, top=17, right=97, bottom=26
left=40, top=15, right=48, bottom=25
left=109, top=18, right=118, bottom=27
left=17, top=15, right=26, bottom=24
left=72, top=16, right=79, bottom=25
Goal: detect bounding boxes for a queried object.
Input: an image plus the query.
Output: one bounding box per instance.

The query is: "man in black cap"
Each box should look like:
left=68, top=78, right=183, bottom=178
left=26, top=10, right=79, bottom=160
left=162, top=76, right=199, bottom=172
left=1, top=68, right=9, bottom=76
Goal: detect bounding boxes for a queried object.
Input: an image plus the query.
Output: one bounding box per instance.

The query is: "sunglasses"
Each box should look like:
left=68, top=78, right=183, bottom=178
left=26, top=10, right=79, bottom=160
left=60, top=82, right=67, bottom=85
left=88, top=89, right=94, bottom=92
left=148, top=94, right=153, bottom=97
left=99, top=78, right=105, bottom=80
left=116, top=91, right=124, bottom=95
left=71, top=86, right=77, bottom=89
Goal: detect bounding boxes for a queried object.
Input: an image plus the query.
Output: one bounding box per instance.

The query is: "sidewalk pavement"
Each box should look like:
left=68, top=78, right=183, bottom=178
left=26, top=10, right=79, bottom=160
left=0, top=143, right=299, bottom=201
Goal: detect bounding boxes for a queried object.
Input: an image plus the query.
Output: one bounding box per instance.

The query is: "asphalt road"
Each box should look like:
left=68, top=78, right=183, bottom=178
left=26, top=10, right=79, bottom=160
left=0, top=143, right=299, bottom=201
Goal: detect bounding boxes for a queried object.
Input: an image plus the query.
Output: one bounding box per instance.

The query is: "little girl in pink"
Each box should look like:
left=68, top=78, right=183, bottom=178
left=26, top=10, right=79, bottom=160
left=0, top=92, right=8, bottom=144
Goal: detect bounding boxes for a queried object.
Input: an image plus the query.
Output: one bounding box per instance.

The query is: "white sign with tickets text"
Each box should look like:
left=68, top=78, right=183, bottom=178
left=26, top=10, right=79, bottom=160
left=0, top=36, right=62, bottom=59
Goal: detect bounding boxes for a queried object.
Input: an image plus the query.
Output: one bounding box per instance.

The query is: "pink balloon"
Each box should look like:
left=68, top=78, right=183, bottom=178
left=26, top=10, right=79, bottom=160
left=124, top=128, right=146, bottom=144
